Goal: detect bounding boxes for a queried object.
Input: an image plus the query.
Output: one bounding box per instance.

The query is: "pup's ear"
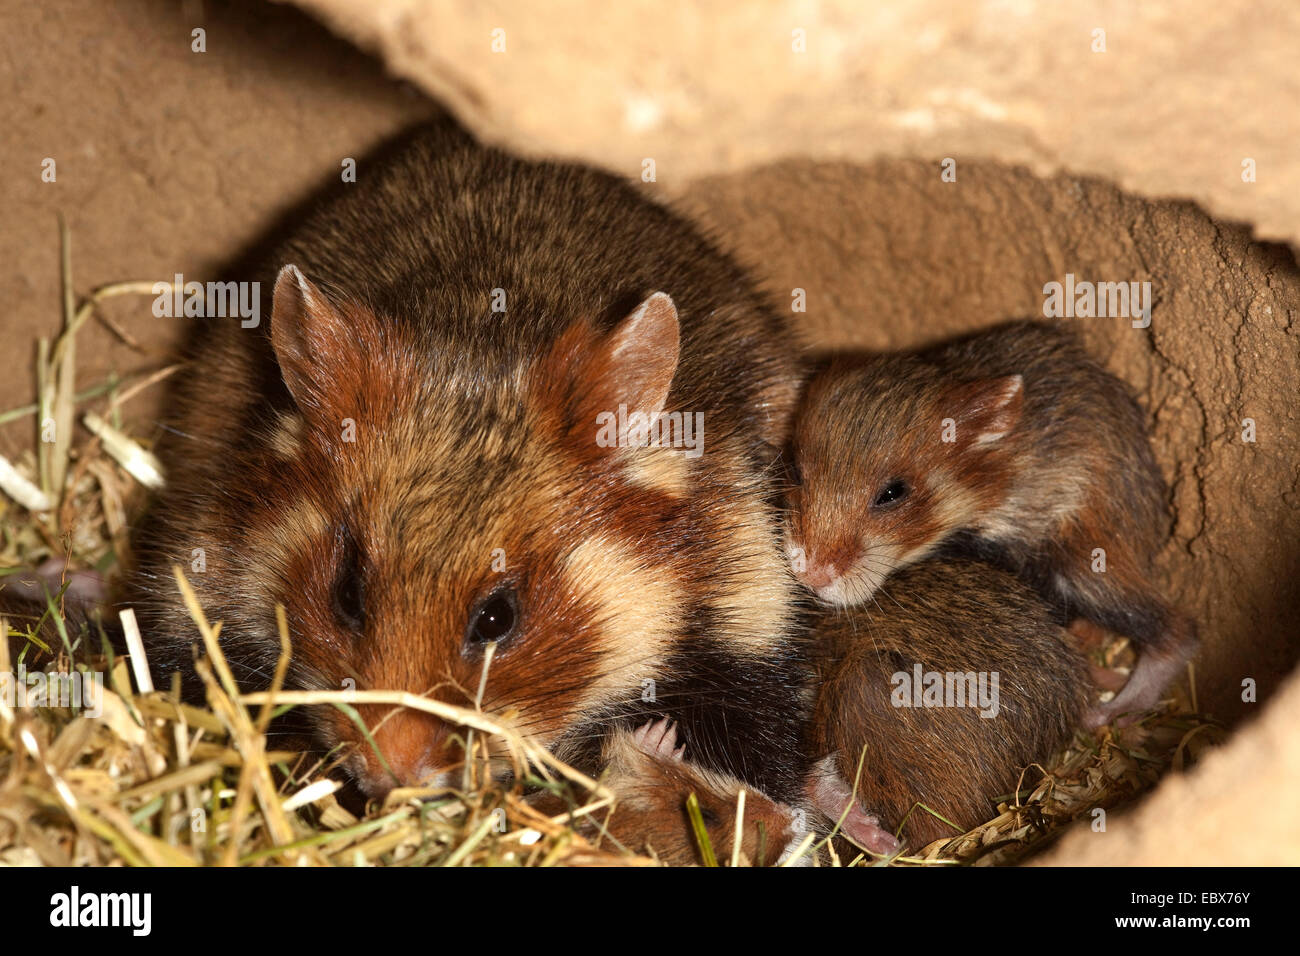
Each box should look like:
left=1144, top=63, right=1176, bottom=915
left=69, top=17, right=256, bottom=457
left=946, top=374, right=1024, bottom=447
left=270, top=264, right=349, bottom=416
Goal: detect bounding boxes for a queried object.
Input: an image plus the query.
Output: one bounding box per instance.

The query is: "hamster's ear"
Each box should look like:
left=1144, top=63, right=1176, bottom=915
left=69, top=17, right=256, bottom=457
left=597, top=292, right=680, bottom=418
left=537, top=292, right=680, bottom=451
left=270, top=264, right=345, bottom=412
left=949, top=374, right=1024, bottom=446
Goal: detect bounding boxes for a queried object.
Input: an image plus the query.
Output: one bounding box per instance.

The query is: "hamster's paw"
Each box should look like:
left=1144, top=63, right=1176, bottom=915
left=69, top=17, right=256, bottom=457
left=632, top=717, right=687, bottom=761
left=807, top=757, right=901, bottom=857
left=38, top=557, right=106, bottom=607
left=840, top=810, right=902, bottom=858
left=1085, top=701, right=1146, bottom=730
left=1088, top=664, right=1129, bottom=693
left=1088, top=626, right=1197, bottom=730
left=0, top=557, right=105, bottom=609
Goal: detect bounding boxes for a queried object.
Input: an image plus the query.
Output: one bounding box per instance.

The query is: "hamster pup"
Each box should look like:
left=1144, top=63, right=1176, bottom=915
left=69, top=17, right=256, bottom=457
left=807, top=557, right=1091, bottom=851
left=787, top=320, right=1196, bottom=726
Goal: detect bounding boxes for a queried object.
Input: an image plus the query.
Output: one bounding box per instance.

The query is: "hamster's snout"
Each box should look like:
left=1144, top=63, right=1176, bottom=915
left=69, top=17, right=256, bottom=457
left=787, top=533, right=860, bottom=595
left=796, top=559, right=839, bottom=591
left=352, top=708, right=460, bottom=801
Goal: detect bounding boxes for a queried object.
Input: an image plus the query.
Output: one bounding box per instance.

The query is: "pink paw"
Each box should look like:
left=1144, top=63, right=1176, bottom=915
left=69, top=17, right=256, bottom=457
left=1, top=558, right=105, bottom=609
left=840, top=810, right=902, bottom=857
left=1085, top=702, right=1146, bottom=730
left=36, top=558, right=106, bottom=607
left=632, top=718, right=687, bottom=762
left=807, top=757, right=902, bottom=857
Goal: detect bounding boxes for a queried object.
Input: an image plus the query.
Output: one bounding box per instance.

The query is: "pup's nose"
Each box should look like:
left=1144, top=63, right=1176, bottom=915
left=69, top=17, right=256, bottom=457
left=356, top=709, right=457, bottom=800
left=797, top=561, right=838, bottom=590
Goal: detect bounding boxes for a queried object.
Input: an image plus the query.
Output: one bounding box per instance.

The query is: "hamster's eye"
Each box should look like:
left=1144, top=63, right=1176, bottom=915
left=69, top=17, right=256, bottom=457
left=466, top=586, right=519, bottom=648
left=332, top=526, right=365, bottom=631
left=872, top=479, right=910, bottom=509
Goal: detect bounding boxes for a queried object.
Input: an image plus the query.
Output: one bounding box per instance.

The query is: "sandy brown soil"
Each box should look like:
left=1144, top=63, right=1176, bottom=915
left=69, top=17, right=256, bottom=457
left=0, top=0, right=428, bottom=454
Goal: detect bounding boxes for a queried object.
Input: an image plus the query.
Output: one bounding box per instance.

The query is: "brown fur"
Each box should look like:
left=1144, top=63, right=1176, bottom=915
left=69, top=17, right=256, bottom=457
left=808, top=558, right=1090, bottom=849
left=121, top=119, right=811, bottom=803
left=789, top=320, right=1196, bottom=724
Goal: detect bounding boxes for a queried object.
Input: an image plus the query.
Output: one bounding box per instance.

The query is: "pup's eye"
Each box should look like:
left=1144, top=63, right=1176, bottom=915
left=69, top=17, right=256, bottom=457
left=466, top=587, right=519, bottom=647
left=333, top=526, right=365, bottom=631
left=872, top=479, right=910, bottom=509
left=786, top=455, right=803, bottom=487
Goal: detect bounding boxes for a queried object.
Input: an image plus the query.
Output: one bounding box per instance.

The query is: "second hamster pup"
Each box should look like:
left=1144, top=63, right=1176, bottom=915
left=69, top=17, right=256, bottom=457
left=786, top=320, right=1196, bottom=726
left=540, top=718, right=808, bottom=866
left=123, top=119, right=811, bottom=805
left=1, top=558, right=108, bottom=662
left=806, top=557, right=1090, bottom=852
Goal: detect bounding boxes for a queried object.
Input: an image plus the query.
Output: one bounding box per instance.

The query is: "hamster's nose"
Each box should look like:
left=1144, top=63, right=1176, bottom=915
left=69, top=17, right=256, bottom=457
left=356, top=709, right=457, bottom=800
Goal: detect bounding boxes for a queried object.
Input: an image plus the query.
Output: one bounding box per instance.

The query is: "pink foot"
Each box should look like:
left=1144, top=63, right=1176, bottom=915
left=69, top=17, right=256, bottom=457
left=1, top=558, right=105, bottom=609
left=1089, top=664, right=1129, bottom=693
left=632, top=718, right=687, bottom=761
left=36, top=558, right=106, bottom=607
left=807, top=757, right=901, bottom=856
left=1086, top=617, right=1198, bottom=729
left=844, top=814, right=901, bottom=856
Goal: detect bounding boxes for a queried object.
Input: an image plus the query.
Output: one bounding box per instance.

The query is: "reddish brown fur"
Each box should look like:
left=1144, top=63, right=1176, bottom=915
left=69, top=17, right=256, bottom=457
left=789, top=357, right=1019, bottom=583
